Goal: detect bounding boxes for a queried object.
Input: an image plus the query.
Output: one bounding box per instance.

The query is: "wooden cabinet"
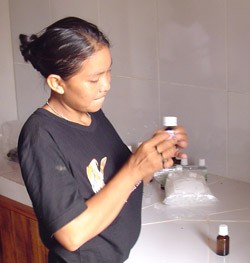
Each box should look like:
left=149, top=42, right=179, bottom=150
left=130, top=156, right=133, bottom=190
left=0, top=195, right=48, bottom=263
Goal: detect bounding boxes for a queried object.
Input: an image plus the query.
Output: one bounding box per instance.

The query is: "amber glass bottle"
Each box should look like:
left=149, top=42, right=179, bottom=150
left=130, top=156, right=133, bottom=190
left=163, top=116, right=177, bottom=138
left=163, top=116, right=178, bottom=164
left=216, top=224, right=230, bottom=256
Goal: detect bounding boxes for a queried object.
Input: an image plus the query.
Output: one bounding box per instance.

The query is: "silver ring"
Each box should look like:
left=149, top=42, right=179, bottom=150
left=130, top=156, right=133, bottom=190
left=162, top=159, right=165, bottom=169
left=155, top=145, right=161, bottom=155
left=155, top=146, right=165, bottom=169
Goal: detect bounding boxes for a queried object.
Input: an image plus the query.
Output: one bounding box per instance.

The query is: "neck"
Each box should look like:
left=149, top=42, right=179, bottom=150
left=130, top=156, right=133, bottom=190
left=45, top=100, right=92, bottom=125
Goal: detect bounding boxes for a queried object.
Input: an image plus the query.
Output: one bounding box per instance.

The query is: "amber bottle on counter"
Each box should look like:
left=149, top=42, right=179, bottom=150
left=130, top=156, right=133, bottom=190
left=216, top=224, right=230, bottom=256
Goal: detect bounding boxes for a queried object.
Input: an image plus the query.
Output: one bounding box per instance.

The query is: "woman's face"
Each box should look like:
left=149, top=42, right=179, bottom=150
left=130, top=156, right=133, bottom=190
left=61, top=46, right=112, bottom=113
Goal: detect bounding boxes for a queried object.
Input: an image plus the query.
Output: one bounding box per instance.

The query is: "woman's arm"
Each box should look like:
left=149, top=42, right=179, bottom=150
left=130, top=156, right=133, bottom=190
left=54, top=129, right=188, bottom=251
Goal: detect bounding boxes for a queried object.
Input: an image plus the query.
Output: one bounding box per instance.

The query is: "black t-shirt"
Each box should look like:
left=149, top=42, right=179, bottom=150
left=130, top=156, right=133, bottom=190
left=18, top=109, right=143, bottom=263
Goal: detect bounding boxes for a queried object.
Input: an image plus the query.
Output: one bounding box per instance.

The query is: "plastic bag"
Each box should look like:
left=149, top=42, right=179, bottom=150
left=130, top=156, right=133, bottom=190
left=163, top=170, right=217, bottom=207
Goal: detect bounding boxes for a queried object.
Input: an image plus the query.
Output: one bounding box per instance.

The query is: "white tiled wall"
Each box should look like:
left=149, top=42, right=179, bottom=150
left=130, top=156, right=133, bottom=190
left=7, top=0, right=250, bottom=182
left=0, top=0, right=17, bottom=124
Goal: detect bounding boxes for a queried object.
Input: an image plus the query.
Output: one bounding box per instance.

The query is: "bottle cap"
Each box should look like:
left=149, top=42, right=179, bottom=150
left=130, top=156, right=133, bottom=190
left=163, top=116, right=177, bottom=127
left=219, top=224, right=228, bottom=236
left=199, top=159, right=206, bottom=166
left=175, top=165, right=183, bottom=171
left=181, top=158, right=188, bottom=166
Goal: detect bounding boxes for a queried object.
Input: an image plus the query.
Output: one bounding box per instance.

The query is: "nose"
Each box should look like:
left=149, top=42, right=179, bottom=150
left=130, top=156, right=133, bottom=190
left=99, top=71, right=111, bottom=92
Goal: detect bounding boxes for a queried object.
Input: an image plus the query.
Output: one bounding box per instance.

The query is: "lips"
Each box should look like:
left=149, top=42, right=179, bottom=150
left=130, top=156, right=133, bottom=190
left=95, top=96, right=105, bottom=101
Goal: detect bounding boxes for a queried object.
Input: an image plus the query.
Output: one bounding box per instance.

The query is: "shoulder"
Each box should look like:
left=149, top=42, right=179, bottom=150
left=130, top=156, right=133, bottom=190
left=18, top=108, right=61, bottom=151
left=20, top=110, right=45, bottom=137
left=21, top=108, right=52, bottom=129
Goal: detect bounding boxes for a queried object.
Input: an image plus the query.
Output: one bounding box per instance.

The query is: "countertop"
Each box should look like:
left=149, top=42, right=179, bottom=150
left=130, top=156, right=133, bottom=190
left=126, top=174, right=250, bottom=263
left=0, top=156, right=31, bottom=206
left=1, top=156, right=250, bottom=262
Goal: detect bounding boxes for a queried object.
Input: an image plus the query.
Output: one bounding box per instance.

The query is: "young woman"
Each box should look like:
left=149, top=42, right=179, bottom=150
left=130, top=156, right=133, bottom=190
left=18, top=17, right=188, bottom=263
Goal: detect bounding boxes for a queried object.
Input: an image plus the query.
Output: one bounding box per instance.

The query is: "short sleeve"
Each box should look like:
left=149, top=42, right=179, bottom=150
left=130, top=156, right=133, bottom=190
left=18, top=123, right=87, bottom=237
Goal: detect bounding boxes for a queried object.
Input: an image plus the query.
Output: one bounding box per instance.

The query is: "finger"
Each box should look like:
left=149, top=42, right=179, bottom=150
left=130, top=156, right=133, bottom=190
left=173, top=128, right=188, bottom=145
left=177, top=140, right=188, bottom=149
left=155, top=144, right=170, bottom=170
left=155, top=145, right=165, bottom=166
left=153, top=129, right=165, bottom=135
left=175, top=151, right=188, bottom=159
left=145, top=131, right=173, bottom=151
left=155, top=144, right=176, bottom=169
left=174, top=125, right=186, bottom=133
left=161, top=146, right=177, bottom=160
left=155, top=137, right=177, bottom=155
left=162, top=158, right=174, bottom=169
left=173, top=146, right=188, bottom=159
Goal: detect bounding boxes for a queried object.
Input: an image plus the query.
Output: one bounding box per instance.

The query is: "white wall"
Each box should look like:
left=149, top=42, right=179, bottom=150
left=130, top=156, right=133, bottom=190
left=5, top=0, right=250, bottom=183
left=0, top=0, right=17, bottom=125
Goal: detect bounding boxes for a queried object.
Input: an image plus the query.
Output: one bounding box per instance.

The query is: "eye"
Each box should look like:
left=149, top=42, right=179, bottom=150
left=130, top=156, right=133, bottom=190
left=89, top=78, right=99, bottom=83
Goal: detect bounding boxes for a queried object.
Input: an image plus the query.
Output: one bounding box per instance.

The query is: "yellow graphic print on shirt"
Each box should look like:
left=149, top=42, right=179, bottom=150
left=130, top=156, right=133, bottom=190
left=86, top=157, right=107, bottom=193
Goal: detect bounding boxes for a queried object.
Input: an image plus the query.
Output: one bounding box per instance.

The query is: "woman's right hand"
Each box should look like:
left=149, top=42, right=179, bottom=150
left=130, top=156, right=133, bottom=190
left=126, top=130, right=179, bottom=184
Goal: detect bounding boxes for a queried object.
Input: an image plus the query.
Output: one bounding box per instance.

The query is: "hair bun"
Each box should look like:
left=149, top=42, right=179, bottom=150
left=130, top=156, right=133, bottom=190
left=19, top=34, right=38, bottom=62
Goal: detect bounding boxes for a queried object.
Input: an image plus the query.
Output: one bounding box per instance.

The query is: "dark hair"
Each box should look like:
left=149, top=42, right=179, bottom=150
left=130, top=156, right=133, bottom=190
left=19, top=17, right=110, bottom=80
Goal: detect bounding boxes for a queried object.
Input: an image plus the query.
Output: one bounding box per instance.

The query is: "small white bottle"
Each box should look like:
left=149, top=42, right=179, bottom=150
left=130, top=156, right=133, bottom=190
left=181, top=158, right=189, bottom=166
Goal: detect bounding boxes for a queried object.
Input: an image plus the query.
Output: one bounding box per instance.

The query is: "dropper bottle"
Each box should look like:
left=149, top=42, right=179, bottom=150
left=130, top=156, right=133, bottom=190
left=216, top=224, right=230, bottom=256
left=163, top=116, right=177, bottom=138
left=163, top=116, right=180, bottom=165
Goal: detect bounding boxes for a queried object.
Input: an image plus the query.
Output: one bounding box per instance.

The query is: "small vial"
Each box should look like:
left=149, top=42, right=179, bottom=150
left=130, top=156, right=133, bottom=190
left=198, top=158, right=208, bottom=181
left=216, top=224, right=230, bottom=256
left=180, top=158, right=208, bottom=181
left=199, top=158, right=206, bottom=167
left=163, top=116, right=177, bottom=139
left=181, top=158, right=188, bottom=166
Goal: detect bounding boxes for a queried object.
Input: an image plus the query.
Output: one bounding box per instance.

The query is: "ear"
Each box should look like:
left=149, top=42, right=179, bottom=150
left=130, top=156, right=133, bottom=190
left=46, top=74, right=65, bottom=95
